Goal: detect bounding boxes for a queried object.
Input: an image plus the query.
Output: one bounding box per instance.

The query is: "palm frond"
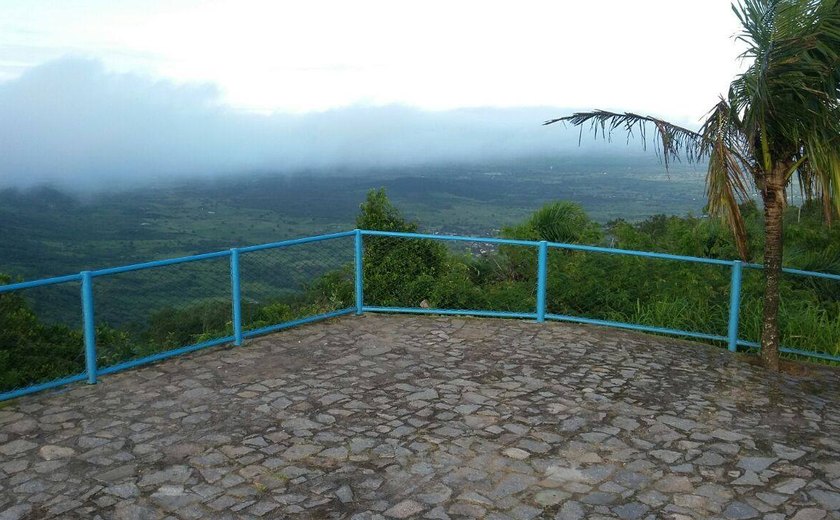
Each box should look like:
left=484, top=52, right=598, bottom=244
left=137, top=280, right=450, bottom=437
left=543, top=110, right=706, bottom=169
left=699, top=98, right=754, bottom=172
left=802, top=133, right=840, bottom=223
left=730, top=0, right=840, bottom=153
left=700, top=99, right=753, bottom=259
left=706, top=139, right=752, bottom=260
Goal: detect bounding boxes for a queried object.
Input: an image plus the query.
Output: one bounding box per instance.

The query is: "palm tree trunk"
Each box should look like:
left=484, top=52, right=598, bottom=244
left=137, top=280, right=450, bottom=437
left=760, top=171, right=785, bottom=371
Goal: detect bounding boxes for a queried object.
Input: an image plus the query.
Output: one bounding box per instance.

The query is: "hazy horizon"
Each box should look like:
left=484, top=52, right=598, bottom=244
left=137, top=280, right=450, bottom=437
left=0, top=1, right=742, bottom=192
left=0, top=58, right=692, bottom=191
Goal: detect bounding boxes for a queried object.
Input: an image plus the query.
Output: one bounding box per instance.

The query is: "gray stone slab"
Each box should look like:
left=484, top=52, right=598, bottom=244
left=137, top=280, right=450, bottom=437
left=0, top=315, right=838, bottom=518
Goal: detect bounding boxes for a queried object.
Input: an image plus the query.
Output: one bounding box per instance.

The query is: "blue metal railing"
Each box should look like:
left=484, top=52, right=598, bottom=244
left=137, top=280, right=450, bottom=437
left=1, top=228, right=839, bottom=402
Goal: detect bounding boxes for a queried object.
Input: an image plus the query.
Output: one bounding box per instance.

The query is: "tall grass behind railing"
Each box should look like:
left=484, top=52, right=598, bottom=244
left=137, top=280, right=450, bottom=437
left=738, top=269, right=840, bottom=361
left=545, top=251, right=732, bottom=339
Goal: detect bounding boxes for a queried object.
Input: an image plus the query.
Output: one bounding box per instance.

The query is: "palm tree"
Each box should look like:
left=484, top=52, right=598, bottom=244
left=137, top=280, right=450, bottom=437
left=545, top=0, right=840, bottom=371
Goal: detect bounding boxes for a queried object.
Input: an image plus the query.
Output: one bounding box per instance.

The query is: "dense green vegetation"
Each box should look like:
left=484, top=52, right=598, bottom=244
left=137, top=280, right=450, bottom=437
left=2, top=186, right=838, bottom=394
left=0, top=274, right=85, bottom=390
left=0, top=158, right=705, bottom=281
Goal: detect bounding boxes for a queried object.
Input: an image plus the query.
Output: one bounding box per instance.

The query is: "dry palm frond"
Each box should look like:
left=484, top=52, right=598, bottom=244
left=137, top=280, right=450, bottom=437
left=544, top=111, right=705, bottom=169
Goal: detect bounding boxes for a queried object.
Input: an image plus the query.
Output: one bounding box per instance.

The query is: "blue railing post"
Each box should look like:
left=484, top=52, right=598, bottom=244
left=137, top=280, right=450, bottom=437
left=727, top=260, right=743, bottom=352
left=536, top=241, right=548, bottom=323
left=81, top=271, right=97, bottom=384
left=230, top=248, right=243, bottom=346
left=354, top=229, right=364, bottom=314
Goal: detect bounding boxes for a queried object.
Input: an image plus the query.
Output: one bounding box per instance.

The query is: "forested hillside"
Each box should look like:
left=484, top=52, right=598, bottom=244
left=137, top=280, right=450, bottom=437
left=0, top=158, right=706, bottom=280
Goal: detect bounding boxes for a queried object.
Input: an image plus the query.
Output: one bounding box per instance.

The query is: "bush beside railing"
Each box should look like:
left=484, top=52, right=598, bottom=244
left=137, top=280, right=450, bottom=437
left=1, top=228, right=838, bottom=401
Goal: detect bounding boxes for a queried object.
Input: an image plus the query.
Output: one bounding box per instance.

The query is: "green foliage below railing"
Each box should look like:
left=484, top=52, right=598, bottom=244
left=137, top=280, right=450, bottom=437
left=0, top=276, right=85, bottom=390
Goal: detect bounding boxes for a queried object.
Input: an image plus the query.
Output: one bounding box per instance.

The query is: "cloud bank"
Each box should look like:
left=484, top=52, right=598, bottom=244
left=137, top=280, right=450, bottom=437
left=0, top=58, right=654, bottom=190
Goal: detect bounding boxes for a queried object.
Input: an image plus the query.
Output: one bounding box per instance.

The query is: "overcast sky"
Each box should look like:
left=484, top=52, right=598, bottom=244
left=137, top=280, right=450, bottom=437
left=0, top=1, right=743, bottom=188
left=1, top=0, right=744, bottom=118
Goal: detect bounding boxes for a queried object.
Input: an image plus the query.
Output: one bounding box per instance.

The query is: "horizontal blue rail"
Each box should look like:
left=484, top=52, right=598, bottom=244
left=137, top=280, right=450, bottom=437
left=546, top=313, right=730, bottom=343
left=98, top=335, right=235, bottom=376
left=364, top=306, right=537, bottom=320
left=0, top=373, right=89, bottom=401
left=546, top=241, right=735, bottom=266
left=744, top=263, right=840, bottom=281
left=243, top=308, right=356, bottom=337
left=0, top=273, right=82, bottom=294
left=361, top=229, right=538, bottom=247
left=7, top=229, right=840, bottom=292
left=1, top=228, right=838, bottom=403
left=91, top=250, right=232, bottom=277
left=735, top=339, right=840, bottom=362
left=240, top=230, right=357, bottom=253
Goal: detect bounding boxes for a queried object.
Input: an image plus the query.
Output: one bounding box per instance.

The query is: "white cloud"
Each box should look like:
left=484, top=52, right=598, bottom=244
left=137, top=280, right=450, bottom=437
left=1, top=58, right=661, bottom=189
left=1, top=0, right=745, bottom=120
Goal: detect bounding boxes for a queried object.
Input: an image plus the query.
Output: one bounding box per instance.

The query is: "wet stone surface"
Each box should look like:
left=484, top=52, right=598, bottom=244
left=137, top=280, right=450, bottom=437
left=1, top=314, right=839, bottom=519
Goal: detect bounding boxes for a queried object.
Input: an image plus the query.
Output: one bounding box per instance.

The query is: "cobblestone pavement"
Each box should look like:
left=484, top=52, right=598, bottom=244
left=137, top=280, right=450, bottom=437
left=1, top=315, right=840, bottom=520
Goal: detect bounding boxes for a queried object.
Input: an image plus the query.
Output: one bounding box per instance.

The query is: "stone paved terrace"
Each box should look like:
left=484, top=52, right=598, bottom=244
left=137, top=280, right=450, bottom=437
left=1, top=315, right=840, bottom=520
